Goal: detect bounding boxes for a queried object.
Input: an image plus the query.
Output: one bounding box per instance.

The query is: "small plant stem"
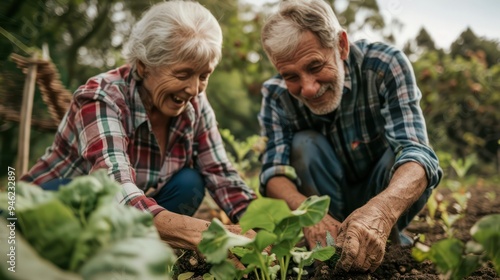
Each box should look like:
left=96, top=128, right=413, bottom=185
left=257, top=255, right=270, bottom=280
left=279, top=256, right=291, bottom=280
left=279, top=258, right=286, bottom=280
left=296, top=262, right=305, bottom=280
left=254, top=271, right=261, bottom=280
left=79, top=206, right=87, bottom=226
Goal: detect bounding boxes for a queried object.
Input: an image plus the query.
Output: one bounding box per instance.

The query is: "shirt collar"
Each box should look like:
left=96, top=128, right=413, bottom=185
left=129, top=77, right=150, bottom=129
left=343, top=59, right=353, bottom=93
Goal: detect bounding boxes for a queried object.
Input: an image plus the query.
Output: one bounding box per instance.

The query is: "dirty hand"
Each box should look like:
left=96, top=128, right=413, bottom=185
left=335, top=198, right=396, bottom=272
left=303, top=214, right=341, bottom=249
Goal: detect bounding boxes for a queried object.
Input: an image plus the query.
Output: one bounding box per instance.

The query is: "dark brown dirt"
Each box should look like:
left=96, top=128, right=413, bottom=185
left=178, top=182, right=500, bottom=279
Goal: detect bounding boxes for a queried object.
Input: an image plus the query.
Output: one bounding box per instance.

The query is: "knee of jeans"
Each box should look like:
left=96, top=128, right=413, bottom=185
left=174, top=169, right=205, bottom=201
left=291, top=130, right=329, bottom=166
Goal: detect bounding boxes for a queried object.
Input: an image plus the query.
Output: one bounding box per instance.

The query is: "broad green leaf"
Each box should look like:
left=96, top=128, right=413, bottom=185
left=293, top=196, right=330, bottom=227
left=209, top=260, right=238, bottom=280
left=80, top=237, right=176, bottom=280
left=178, top=272, right=195, bottom=280
left=16, top=197, right=81, bottom=270
left=198, top=219, right=252, bottom=264
left=230, top=247, right=252, bottom=258
left=271, top=238, right=301, bottom=259
left=240, top=250, right=263, bottom=266
left=70, top=203, right=158, bottom=271
left=429, top=238, right=463, bottom=274
left=471, top=214, right=500, bottom=244
left=14, top=181, right=55, bottom=207
left=471, top=214, right=500, bottom=273
left=290, top=246, right=335, bottom=267
left=239, top=197, right=292, bottom=233
left=241, top=252, right=277, bottom=278
left=454, top=255, right=481, bottom=280
left=254, top=230, right=277, bottom=252
left=274, top=216, right=302, bottom=242
left=310, top=246, right=335, bottom=262
left=58, top=170, right=120, bottom=224
left=203, top=273, right=215, bottom=280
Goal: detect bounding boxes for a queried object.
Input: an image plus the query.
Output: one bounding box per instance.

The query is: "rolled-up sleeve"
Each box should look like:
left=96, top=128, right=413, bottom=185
left=258, top=81, right=301, bottom=195
left=380, top=50, right=442, bottom=189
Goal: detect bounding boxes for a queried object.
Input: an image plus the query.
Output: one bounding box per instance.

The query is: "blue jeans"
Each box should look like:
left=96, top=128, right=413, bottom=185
left=40, top=168, right=205, bottom=216
left=290, top=130, right=431, bottom=231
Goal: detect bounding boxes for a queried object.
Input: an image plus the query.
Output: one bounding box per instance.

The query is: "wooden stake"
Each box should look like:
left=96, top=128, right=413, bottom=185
left=16, top=53, right=38, bottom=174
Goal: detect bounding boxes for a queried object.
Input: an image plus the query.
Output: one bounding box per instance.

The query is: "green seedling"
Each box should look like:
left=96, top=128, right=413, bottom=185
left=198, top=195, right=335, bottom=280
left=412, top=214, right=500, bottom=279
left=470, top=214, right=500, bottom=274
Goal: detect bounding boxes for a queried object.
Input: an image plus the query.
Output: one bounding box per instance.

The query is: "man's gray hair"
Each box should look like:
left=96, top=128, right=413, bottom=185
left=123, top=1, right=222, bottom=69
left=261, top=0, right=344, bottom=63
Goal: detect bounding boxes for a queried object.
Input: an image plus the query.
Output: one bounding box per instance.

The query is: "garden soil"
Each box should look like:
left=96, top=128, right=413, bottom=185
left=180, top=182, right=500, bottom=279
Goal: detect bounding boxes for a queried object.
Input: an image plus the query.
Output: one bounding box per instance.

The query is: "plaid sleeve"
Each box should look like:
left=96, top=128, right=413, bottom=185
left=73, top=85, right=164, bottom=216
left=194, top=93, right=256, bottom=223
left=379, top=49, right=442, bottom=189
left=116, top=183, right=165, bottom=216
left=257, top=80, right=301, bottom=195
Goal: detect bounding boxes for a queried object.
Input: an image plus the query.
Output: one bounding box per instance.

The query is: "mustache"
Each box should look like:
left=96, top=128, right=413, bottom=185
left=314, top=83, right=334, bottom=98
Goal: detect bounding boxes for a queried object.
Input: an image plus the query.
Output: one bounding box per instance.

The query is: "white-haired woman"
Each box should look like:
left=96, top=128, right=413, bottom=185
left=21, top=0, right=257, bottom=250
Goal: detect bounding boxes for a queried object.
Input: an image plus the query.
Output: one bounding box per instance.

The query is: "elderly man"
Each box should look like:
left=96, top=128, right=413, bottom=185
left=258, top=0, right=442, bottom=272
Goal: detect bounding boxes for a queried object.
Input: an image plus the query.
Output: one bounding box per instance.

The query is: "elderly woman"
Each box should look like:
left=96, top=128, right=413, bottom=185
left=20, top=1, right=257, bottom=250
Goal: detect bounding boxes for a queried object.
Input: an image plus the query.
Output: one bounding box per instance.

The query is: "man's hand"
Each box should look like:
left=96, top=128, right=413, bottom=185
left=303, top=214, right=341, bottom=249
left=335, top=198, right=396, bottom=272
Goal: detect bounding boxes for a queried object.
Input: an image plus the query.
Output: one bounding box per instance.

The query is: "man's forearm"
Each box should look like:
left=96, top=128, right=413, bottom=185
left=266, top=176, right=307, bottom=210
left=374, top=161, right=428, bottom=221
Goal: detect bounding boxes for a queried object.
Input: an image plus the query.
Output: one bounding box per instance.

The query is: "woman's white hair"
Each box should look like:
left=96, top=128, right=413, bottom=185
left=123, top=0, right=222, bottom=69
left=261, top=0, right=344, bottom=63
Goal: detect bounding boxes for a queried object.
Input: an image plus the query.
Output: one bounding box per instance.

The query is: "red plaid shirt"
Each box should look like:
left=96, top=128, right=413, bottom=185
left=21, top=65, right=256, bottom=221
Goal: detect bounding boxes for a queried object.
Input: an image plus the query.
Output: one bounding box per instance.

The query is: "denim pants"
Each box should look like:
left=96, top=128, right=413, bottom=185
left=290, top=130, right=431, bottom=231
left=40, top=168, right=205, bottom=216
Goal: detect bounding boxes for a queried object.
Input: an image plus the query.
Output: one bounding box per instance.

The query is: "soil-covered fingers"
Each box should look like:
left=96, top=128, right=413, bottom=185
left=360, top=239, right=385, bottom=272
left=335, top=227, right=362, bottom=272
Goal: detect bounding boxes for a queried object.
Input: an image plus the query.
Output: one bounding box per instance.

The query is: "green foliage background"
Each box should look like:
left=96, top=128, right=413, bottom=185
left=1, top=0, right=499, bottom=185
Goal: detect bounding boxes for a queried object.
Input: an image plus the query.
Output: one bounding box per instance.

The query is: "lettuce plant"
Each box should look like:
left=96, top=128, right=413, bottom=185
left=198, top=195, right=335, bottom=280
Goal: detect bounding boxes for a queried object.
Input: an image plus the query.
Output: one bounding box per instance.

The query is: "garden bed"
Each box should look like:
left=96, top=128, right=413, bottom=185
left=184, top=181, right=500, bottom=279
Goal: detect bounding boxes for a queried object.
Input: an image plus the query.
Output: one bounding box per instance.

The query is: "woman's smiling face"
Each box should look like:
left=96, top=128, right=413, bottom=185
left=139, top=60, right=215, bottom=117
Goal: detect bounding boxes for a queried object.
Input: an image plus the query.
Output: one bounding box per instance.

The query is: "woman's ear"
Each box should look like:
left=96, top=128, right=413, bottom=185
left=136, top=60, right=146, bottom=79
left=339, top=31, right=349, bottom=60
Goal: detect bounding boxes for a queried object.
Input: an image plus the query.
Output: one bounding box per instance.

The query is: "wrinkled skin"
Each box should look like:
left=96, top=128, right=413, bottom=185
left=335, top=198, right=396, bottom=272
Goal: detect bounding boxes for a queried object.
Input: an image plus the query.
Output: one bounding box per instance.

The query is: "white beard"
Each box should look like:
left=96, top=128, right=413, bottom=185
left=307, top=53, right=345, bottom=115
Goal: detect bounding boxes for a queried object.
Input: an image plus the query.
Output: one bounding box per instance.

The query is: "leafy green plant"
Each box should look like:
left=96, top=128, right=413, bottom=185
left=198, top=196, right=335, bottom=280
left=412, top=238, right=481, bottom=280
left=449, top=154, right=476, bottom=179
left=219, top=128, right=267, bottom=193
left=0, top=171, right=177, bottom=279
left=470, top=214, right=500, bottom=274
left=412, top=214, right=500, bottom=279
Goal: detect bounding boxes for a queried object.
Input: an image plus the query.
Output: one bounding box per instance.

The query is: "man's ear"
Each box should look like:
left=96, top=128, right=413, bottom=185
left=338, top=31, right=349, bottom=60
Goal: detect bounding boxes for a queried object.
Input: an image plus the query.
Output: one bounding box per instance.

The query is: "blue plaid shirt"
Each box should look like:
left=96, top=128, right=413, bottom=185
left=258, top=40, right=442, bottom=193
